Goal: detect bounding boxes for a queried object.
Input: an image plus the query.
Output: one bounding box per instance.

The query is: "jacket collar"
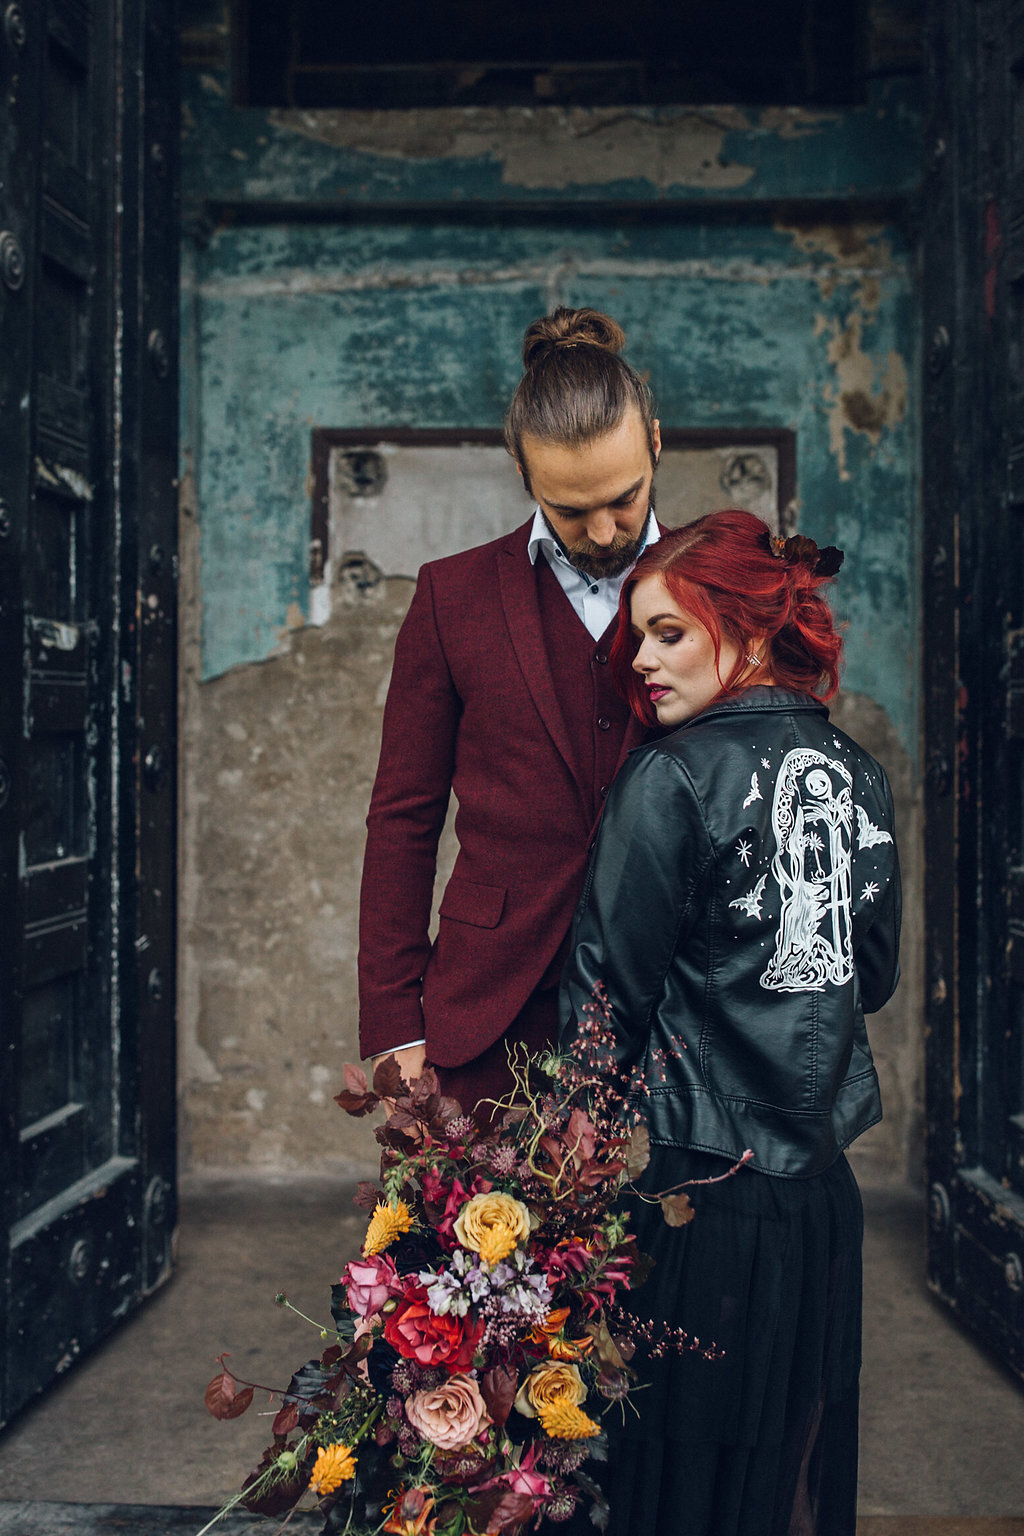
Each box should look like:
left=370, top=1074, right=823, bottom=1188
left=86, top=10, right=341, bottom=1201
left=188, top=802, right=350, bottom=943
left=629, top=686, right=828, bottom=755
left=678, top=685, right=828, bottom=730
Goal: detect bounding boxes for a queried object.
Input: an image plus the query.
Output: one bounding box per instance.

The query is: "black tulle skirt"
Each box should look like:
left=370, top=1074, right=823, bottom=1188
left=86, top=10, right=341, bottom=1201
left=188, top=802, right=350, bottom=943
left=570, top=1146, right=864, bottom=1536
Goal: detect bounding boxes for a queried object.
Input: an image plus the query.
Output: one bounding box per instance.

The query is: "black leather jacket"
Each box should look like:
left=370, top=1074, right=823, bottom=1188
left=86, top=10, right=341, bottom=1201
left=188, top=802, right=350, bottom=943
left=560, top=687, right=901, bottom=1178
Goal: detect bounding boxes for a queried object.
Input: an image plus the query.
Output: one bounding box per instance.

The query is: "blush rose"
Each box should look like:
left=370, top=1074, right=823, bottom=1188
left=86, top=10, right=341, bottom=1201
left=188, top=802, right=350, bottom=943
left=404, top=1372, right=491, bottom=1450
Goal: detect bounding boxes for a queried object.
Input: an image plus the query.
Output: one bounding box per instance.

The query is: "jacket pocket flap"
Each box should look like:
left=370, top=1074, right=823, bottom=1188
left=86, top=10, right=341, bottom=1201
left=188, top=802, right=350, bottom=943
left=439, top=878, right=506, bottom=929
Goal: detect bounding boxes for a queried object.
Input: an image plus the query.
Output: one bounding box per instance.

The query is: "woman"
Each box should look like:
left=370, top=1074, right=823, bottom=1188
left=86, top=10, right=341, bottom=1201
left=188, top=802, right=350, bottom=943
left=559, top=510, right=900, bottom=1536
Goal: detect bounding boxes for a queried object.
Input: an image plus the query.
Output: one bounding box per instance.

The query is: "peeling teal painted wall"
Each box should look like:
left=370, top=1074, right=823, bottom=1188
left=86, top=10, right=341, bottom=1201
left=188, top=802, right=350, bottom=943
left=181, top=71, right=921, bottom=757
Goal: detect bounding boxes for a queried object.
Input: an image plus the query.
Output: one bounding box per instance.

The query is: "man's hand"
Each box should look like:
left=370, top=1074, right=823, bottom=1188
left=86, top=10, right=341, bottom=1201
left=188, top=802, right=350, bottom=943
left=372, top=1042, right=426, bottom=1087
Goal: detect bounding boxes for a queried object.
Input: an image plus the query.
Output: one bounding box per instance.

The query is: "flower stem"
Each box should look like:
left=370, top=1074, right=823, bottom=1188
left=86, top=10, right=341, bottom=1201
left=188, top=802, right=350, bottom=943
left=276, top=1294, right=331, bottom=1334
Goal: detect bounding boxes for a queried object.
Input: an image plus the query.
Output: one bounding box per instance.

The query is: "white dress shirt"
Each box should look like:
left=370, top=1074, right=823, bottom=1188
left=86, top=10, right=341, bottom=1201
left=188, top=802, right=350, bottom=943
left=527, top=506, right=661, bottom=640
left=376, top=507, right=659, bottom=1058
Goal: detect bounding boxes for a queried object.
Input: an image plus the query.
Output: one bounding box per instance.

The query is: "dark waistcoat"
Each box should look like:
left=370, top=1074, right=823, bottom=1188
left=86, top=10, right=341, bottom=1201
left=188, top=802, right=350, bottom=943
left=536, top=558, right=631, bottom=829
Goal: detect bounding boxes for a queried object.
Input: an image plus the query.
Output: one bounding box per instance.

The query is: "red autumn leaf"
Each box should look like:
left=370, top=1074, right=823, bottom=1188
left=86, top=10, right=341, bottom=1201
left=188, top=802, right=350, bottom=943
left=204, top=1363, right=254, bottom=1420
left=437, top=1093, right=464, bottom=1123
left=660, top=1191, right=695, bottom=1227
left=334, top=1087, right=379, bottom=1116
left=409, top=1065, right=440, bottom=1101
left=386, top=1107, right=419, bottom=1129
left=372, top=1054, right=405, bottom=1100
left=479, top=1362, right=518, bottom=1426
left=567, top=1107, right=597, bottom=1162
left=343, top=1062, right=369, bottom=1096
left=271, top=1400, right=299, bottom=1436
left=485, top=1490, right=535, bottom=1533
left=353, top=1180, right=382, bottom=1211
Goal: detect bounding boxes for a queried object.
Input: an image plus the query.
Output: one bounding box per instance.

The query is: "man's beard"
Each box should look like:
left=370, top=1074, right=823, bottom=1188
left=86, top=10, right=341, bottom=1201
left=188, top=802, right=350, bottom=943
left=547, top=484, right=653, bottom=581
left=564, top=528, right=646, bottom=581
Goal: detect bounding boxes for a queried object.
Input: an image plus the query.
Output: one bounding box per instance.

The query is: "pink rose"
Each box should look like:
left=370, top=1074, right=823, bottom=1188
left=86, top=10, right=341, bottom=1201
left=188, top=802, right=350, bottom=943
left=405, top=1372, right=491, bottom=1450
left=342, top=1253, right=400, bottom=1318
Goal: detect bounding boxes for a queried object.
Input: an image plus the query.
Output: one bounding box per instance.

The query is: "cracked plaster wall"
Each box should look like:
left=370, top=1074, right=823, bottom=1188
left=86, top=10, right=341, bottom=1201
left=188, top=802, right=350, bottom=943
left=177, top=44, right=924, bottom=1180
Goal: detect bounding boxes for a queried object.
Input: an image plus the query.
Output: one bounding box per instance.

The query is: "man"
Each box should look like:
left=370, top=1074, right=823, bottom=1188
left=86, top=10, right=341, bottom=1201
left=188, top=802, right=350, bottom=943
left=358, top=306, right=661, bottom=1112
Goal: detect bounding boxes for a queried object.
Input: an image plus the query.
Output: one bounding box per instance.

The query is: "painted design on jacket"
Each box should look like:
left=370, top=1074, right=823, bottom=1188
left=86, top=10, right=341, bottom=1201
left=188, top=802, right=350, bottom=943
left=742, top=771, right=762, bottom=809
left=760, top=748, right=857, bottom=993
left=729, top=872, right=768, bottom=920
left=855, top=804, right=894, bottom=850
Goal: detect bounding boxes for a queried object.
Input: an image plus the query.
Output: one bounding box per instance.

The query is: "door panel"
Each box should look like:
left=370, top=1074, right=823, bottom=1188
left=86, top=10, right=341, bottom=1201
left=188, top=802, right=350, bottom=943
left=923, top=0, right=1024, bottom=1375
left=0, top=0, right=179, bottom=1426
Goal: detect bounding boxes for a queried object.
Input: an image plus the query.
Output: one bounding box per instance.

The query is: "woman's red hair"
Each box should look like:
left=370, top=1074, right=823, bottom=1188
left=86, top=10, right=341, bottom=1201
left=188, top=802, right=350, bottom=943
left=611, top=509, right=843, bottom=727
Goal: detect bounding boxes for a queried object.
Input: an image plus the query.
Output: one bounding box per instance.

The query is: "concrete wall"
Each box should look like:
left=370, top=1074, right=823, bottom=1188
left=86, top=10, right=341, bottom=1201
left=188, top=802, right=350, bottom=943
left=178, top=7, right=924, bottom=1181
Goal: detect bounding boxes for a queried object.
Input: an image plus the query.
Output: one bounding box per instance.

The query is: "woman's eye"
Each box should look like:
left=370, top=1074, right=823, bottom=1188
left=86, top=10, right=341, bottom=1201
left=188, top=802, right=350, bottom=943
left=659, top=630, right=683, bottom=645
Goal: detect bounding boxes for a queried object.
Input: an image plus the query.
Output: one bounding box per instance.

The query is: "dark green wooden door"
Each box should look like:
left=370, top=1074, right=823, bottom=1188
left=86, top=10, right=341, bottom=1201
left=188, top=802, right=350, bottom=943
left=0, top=0, right=179, bottom=1426
left=923, top=0, right=1024, bottom=1376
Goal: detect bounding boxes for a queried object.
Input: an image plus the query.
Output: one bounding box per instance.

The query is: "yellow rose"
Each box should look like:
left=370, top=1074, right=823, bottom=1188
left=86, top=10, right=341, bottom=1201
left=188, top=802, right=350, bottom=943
left=453, top=1190, right=531, bottom=1266
left=513, top=1361, right=587, bottom=1420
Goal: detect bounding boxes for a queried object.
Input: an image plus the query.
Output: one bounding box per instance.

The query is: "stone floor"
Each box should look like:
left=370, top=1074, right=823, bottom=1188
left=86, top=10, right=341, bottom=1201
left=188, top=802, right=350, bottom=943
left=0, top=1175, right=1021, bottom=1529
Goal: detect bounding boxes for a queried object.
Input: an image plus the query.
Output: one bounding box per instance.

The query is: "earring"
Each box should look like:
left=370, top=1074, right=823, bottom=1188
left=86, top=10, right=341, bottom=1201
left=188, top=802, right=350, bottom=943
left=745, top=651, right=761, bottom=667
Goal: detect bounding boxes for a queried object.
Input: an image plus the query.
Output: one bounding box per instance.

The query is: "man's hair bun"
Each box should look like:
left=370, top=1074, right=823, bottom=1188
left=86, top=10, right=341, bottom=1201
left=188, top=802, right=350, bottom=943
left=521, top=307, right=626, bottom=369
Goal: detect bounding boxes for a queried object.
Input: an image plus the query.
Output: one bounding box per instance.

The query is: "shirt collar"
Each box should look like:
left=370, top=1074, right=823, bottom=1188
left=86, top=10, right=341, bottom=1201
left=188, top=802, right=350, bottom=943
left=526, top=506, right=660, bottom=574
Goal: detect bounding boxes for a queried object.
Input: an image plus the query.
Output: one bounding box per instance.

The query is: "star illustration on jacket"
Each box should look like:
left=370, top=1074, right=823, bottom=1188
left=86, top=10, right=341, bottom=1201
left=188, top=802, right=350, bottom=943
left=860, top=881, right=880, bottom=903
left=736, top=839, right=753, bottom=867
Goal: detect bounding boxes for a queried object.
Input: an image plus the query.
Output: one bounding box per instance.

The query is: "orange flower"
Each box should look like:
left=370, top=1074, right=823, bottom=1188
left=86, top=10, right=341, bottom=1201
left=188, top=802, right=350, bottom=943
left=363, top=1198, right=413, bottom=1257
left=382, top=1486, right=435, bottom=1535
left=537, top=1399, right=601, bottom=1440
left=548, top=1333, right=594, bottom=1361
left=527, top=1307, right=571, bottom=1345
left=308, top=1442, right=356, bottom=1494
left=526, top=1307, right=593, bottom=1360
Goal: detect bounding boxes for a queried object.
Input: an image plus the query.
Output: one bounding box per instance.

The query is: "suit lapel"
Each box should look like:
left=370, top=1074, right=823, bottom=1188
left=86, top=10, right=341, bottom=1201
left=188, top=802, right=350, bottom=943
left=497, top=527, right=584, bottom=793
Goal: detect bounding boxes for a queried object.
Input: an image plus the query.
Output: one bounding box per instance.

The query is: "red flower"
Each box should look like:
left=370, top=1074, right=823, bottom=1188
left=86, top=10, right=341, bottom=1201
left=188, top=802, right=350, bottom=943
left=383, top=1285, right=485, bottom=1370
left=421, top=1173, right=493, bottom=1244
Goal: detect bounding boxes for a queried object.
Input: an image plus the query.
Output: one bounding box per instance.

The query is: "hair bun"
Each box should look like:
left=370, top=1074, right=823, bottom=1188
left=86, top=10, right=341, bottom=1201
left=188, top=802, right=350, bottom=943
left=521, top=306, right=626, bottom=369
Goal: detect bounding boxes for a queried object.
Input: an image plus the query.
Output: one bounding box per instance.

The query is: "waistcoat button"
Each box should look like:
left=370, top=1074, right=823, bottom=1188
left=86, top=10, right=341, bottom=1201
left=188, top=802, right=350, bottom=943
left=597, top=716, right=611, bottom=730
left=594, top=651, right=608, bottom=664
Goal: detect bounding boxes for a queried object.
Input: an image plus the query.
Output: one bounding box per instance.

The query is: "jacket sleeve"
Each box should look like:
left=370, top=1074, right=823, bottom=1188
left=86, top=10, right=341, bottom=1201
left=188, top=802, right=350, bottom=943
left=559, top=749, right=713, bottom=1072
left=358, top=565, right=460, bottom=1058
left=853, top=773, right=902, bottom=1015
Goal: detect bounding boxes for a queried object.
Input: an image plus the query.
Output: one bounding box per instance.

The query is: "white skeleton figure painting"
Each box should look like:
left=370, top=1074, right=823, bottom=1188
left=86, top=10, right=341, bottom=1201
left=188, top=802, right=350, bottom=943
left=761, top=748, right=857, bottom=993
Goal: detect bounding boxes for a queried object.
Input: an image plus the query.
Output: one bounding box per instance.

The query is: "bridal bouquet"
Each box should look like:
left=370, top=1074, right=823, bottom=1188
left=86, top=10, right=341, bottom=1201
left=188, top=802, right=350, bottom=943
left=203, top=989, right=702, bottom=1536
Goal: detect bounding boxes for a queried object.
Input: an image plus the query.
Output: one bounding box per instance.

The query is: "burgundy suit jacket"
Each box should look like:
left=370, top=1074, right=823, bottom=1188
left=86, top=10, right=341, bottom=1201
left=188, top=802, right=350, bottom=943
left=358, top=518, right=645, bottom=1068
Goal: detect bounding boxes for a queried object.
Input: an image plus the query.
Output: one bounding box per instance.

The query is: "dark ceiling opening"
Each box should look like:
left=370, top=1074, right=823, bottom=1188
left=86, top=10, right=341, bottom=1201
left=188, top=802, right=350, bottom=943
left=237, top=0, right=870, bottom=110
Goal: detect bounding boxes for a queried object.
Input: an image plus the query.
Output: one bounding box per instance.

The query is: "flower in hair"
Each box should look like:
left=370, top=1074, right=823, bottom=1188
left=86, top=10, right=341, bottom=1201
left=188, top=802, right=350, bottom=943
left=764, top=530, right=844, bottom=577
